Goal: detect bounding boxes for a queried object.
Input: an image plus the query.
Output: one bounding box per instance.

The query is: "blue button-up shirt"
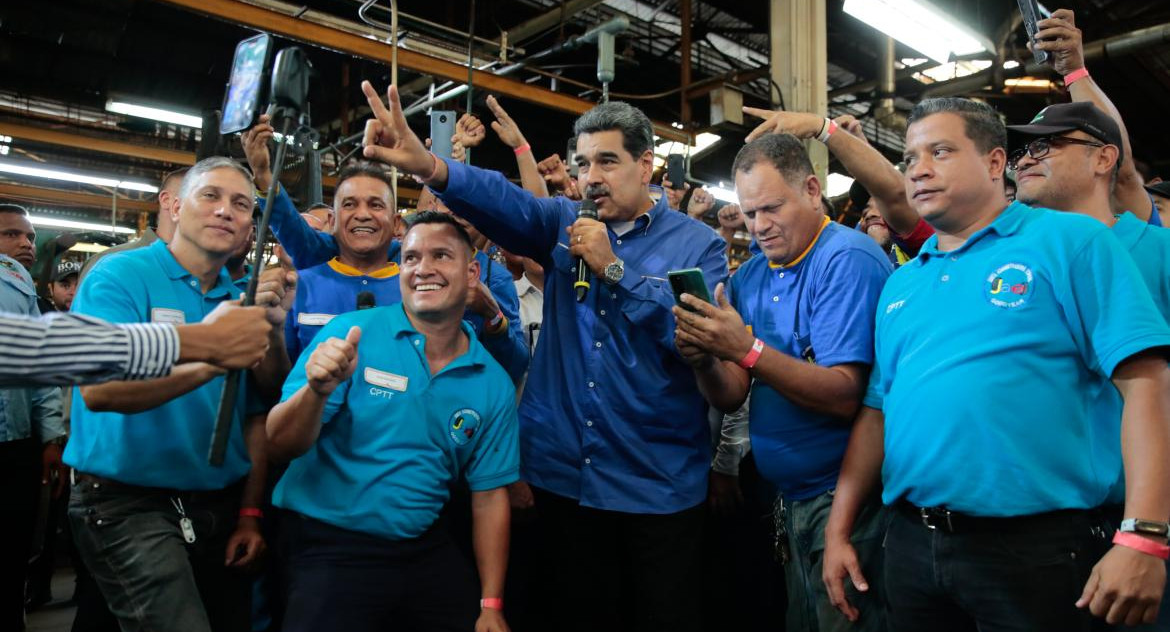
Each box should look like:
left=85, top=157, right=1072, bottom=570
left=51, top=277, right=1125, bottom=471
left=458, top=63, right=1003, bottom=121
left=437, top=159, right=729, bottom=514
left=0, top=255, right=64, bottom=444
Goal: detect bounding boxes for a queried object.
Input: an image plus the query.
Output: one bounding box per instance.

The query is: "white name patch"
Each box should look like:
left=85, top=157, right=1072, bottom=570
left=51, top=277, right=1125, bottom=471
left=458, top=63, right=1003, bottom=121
left=364, top=367, right=408, bottom=392
left=297, top=313, right=335, bottom=326
left=151, top=308, right=186, bottom=325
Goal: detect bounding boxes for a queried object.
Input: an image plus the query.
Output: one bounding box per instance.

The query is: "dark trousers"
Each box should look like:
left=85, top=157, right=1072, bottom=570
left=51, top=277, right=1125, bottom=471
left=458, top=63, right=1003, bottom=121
left=531, top=487, right=706, bottom=632
left=884, top=503, right=1109, bottom=632
left=68, top=474, right=251, bottom=632
left=0, top=438, right=40, bottom=632
left=279, top=511, right=479, bottom=632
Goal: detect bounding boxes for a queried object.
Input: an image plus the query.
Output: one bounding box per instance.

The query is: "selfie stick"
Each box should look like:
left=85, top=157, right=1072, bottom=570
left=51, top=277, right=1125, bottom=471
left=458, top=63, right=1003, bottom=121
left=209, top=48, right=308, bottom=466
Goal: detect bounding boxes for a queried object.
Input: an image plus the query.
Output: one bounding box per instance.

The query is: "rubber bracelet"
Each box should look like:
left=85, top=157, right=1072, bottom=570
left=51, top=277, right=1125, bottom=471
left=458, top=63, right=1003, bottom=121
left=239, top=507, right=264, bottom=520
left=480, top=598, right=504, bottom=610
left=513, top=143, right=531, bottom=155
left=1063, top=67, right=1090, bottom=87
left=737, top=338, right=765, bottom=370
left=1113, top=530, right=1170, bottom=560
left=817, top=118, right=838, bottom=143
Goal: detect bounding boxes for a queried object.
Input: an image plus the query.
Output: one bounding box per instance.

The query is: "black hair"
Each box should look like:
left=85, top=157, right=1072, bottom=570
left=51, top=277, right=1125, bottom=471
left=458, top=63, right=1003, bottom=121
left=403, top=210, right=474, bottom=252
left=731, top=133, right=815, bottom=186
left=0, top=203, right=29, bottom=216
left=336, top=161, right=396, bottom=193
left=907, top=98, right=1007, bottom=153
left=572, top=101, right=655, bottom=159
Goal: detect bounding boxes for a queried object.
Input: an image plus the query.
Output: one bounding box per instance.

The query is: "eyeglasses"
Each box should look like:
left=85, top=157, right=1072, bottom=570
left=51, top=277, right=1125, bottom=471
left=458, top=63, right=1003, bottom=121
left=1008, top=136, right=1105, bottom=171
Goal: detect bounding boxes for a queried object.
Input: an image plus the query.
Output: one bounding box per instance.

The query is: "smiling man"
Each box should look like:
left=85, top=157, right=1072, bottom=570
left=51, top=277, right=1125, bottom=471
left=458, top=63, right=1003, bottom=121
left=284, top=162, right=403, bottom=362
left=824, top=97, right=1170, bottom=630
left=268, top=210, right=518, bottom=632
left=357, top=81, right=727, bottom=630
left=66, top=156, right=295, bottom=632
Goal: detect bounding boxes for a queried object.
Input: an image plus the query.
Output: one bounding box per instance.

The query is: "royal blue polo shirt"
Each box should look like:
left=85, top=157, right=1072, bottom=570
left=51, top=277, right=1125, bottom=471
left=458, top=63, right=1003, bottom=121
left=285, top=259, right=402, bottom=362
left=273, top=303, right=520, bottom=540
left=66, top=240, right=254, bottom=490
left=729, top=220, right=891, bottom=500
left=865, top=202, right=1170, bottom=516
left=436, top=158, right=729, bottom=514
left=262, top=187, right=529, bottom=383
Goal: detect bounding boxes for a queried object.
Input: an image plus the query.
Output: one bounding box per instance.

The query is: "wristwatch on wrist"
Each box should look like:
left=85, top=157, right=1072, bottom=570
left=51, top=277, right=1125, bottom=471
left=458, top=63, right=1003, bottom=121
left=1120, top=518, right=1170, bottom=538
left=602, top=258, right=625, bottom=285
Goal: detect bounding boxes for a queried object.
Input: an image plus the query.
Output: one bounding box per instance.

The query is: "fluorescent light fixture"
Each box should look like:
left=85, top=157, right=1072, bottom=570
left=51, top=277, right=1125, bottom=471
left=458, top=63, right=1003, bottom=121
left=844, top=0, right=994, bottom=64
left=913, top=59, right=993, bottom=84
left=826, top=173, right=855, bottom=198
left=1004, top=77, right=1055, bottom=92
left=1003, top=60, right=1021, bottom=70
left=69, top=242, right=112, bottom=254
left=29, top=215, right=136, bottom=235
left=106, top=100, right=202, bottom=128
left=0, top=159, right=158, bottom=194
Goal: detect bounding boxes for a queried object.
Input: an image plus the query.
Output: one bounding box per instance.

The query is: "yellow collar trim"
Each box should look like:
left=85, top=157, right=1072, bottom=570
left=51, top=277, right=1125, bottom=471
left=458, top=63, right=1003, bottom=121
left=327, top=258, right=400, bottom=279
left=769, top=216, right=831, bottom=270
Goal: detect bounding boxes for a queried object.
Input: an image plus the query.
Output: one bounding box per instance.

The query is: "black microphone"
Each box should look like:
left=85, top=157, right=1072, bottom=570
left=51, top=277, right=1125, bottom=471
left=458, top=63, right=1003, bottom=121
left=574, top=198, right=599, bottom=303
left=357, top=291, right=376, bottom=310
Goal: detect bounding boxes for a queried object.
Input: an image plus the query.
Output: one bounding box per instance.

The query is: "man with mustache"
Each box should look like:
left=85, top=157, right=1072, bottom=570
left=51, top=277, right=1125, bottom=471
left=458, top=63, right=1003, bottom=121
left=358, top=81, right=728, bottom=631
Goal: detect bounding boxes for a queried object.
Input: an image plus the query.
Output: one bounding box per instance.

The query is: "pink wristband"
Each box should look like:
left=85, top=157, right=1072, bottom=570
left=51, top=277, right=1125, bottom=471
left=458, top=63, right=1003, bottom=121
left=513, top=143, right=531, bottom=155
left=421, top=152, right=441, bottom=182
left=1063, top=67, right=1090, bottom=87
left=480, top=597, right=504, bottom=610
left=737, top=338, right=765, bottom=370
left=1113, top=530, right=1170, bottom=560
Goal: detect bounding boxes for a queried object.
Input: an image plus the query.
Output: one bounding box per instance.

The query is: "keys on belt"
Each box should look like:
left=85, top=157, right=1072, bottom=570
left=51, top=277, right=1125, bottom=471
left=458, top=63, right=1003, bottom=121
left=918, top=506, right=955, bottom=532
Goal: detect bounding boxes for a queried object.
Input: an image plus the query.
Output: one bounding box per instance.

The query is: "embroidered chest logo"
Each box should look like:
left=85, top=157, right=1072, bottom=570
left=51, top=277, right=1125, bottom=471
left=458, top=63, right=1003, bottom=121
left=985, top=263, right=1034, bottom=309
left=448, top=408, right=481, bottom=446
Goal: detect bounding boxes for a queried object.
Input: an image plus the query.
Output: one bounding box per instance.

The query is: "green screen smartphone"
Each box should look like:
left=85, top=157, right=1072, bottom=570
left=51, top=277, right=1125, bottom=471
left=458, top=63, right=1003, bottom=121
left=668, top=268, right=713, bottom=312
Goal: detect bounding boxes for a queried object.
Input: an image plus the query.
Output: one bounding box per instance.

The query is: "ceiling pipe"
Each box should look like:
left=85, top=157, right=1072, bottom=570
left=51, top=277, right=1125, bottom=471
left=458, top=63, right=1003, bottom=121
left=873, top=34, right=905, bottom=131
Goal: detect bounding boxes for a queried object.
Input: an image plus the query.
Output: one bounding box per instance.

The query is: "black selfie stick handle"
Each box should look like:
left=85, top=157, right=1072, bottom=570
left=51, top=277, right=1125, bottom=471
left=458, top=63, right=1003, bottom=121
left=209, top=115, right=293, bottom=466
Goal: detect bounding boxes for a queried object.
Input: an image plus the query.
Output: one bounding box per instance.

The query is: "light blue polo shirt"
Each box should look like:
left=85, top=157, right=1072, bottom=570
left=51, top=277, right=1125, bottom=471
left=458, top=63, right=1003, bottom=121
left=1113, top=212, right=1170, bottom=321
left=729, top=220, right=891, bottom=500
left=66, top=240, right=254, bottom=490
left=865, top=202, right=1170, bottom=516
left=273, top=303, right=520, bottom=540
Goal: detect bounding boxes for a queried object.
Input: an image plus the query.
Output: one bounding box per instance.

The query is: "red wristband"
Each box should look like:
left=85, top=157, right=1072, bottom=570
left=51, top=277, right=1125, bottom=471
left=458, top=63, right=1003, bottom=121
left=736, top=338, right=765, bottom=370
left=1063, top=67, right=1090, bottom=87
left=480, top=597, right=504, bottom=610
left=1113, top=530, right=1170, bottom=560
left=513, top=143, right=531, bottom=155
left=239, top=507, right=264, bottom=520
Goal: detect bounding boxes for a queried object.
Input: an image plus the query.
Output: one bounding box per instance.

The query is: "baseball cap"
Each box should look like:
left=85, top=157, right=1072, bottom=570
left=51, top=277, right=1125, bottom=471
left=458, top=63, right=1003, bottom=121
left=1006, top=102, right=1124, bottom=158
left=53, top=260, right=81, bottom=282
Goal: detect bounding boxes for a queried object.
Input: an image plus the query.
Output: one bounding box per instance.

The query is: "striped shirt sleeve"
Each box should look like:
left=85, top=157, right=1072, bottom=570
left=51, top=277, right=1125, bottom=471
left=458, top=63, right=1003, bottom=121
left=0, top=312, right=179, bottom=387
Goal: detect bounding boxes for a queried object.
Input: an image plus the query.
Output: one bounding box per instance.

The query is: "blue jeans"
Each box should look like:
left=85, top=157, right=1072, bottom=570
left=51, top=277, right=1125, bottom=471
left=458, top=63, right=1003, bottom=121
left=68, top=475, right=251, bottom=632
left=884, top=503, right=1109, bottom=632
left=778, top=489, right=888, bottom=632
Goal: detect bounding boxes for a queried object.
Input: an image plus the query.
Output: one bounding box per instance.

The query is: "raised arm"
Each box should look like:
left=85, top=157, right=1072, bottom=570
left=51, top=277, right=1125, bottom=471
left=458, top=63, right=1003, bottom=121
left=1036, top=9, right=1152, bottom=220
left=485, top=96, right=550, bottom=198
left=267, top=326, right=360, bottom=461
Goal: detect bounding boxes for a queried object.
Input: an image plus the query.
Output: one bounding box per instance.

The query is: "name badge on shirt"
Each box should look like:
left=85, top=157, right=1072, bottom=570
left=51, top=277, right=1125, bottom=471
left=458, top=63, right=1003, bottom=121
left=297, top=313, right=335, bottom=326
left=151, top=308, right=185, bottom=325
left=364, top=367, right=408, bottom=392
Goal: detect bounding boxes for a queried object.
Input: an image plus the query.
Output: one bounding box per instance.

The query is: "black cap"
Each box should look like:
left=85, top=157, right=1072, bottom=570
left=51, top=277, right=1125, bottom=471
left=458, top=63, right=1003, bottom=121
left=1007, top=102, right=1124, bottom=157
left=52, top=260, right=81, bottom=282
left=1146, top=181, right=1170, bottom=199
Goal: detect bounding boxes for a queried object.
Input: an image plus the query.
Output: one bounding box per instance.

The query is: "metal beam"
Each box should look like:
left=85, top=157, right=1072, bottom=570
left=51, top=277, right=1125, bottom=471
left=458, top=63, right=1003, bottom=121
left=153, top=0, right=690, bottom=143
left=0, top=122, right=196, bottom=166
left=0, top=183, right=156, bottom=213
left=497, top=0, right=606, bottom=46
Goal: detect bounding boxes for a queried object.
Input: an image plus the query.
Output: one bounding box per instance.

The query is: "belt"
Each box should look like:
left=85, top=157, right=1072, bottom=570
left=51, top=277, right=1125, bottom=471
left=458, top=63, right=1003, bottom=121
left=74, top=471, right=242, bottom=501
left=895, top=501, right=1097, bottom=535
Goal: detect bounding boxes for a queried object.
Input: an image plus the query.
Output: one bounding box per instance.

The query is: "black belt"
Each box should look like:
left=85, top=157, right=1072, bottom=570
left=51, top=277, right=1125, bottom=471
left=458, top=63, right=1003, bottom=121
left=74, top=471, right=242, bottom=501
left=895, top=501, right=1097, bottom=534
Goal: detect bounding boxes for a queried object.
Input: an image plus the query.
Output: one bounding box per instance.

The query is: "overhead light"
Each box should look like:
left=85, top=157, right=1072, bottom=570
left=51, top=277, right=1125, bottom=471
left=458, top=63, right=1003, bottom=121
left=913, top=60, right=993, bottom=84
left=1003, top=60, right=1021, bottom=70
left=29, top=215, right=136, bottom=235
left=106, top=100, right=202, bottom=128
left=0, top=159, right=158, bottom=193
left=70, top=242, right=112, bottom=254
left=1005, top=77, right=1055, bottom=93
left=827, top=173, right=855, bottom=197
left=844, top=0, right=994, bottom=64
left=708, top=185, right=738, bottom=204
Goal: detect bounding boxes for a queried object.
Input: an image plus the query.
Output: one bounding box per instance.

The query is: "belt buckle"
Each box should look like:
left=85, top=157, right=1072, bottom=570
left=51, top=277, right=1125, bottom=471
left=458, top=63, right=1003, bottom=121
left=919, top=507, right=954, bottom=532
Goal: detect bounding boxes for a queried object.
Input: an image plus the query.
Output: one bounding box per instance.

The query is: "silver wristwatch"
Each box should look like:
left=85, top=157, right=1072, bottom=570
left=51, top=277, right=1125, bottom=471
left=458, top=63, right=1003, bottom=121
left=1120, top=518, right=1170, bottom=538
left=602, top=258, right=625, bottom=285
